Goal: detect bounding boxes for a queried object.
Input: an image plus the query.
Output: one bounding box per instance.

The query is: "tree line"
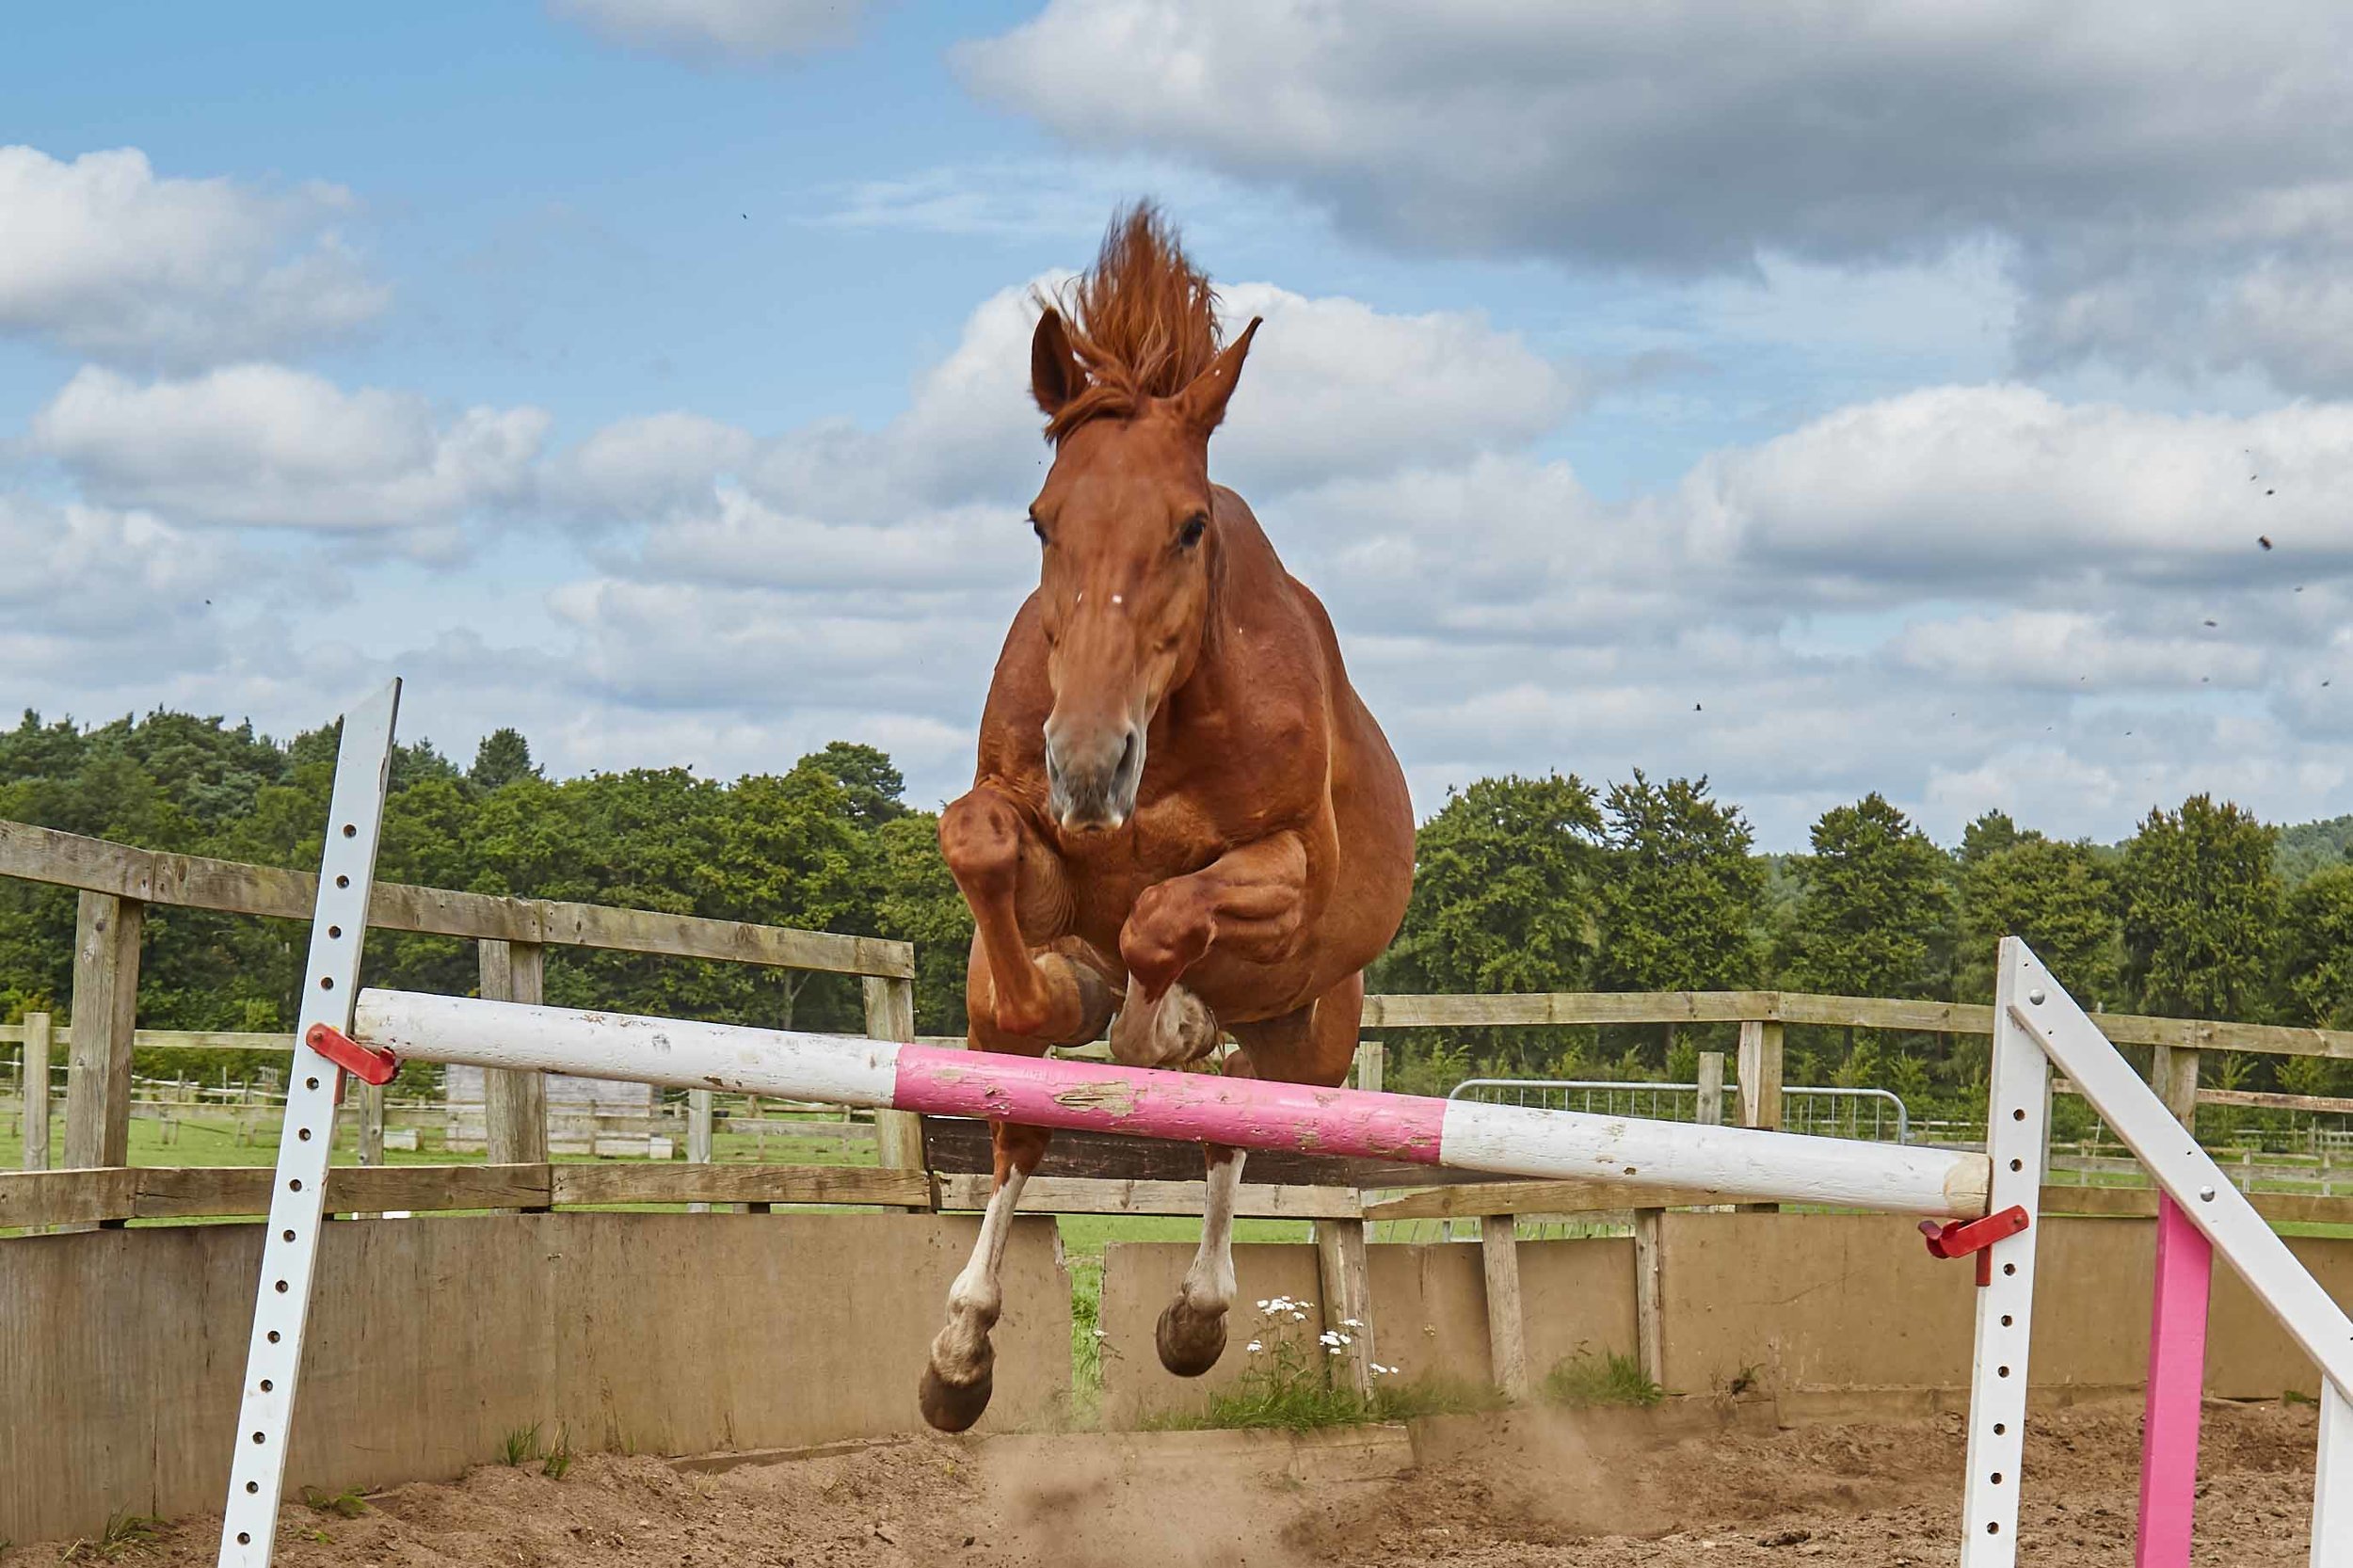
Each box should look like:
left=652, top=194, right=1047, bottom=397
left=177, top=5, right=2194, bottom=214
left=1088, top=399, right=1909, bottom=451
left=1, top=709, right=2347, bottom=1109
left=1377, top=770, right=2353, bottom=1105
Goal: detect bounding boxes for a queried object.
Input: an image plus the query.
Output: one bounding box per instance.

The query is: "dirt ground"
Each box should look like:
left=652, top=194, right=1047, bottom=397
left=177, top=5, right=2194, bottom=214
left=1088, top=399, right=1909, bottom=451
left=10, top=1400, right=2317, bottom=1567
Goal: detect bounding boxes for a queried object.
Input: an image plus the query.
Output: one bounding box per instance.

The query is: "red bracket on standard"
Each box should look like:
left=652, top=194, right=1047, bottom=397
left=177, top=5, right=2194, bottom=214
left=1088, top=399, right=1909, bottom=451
left=305, top=1022, right=399, bottom=1086
left=1919, top=1205, right=2032, bottom=1286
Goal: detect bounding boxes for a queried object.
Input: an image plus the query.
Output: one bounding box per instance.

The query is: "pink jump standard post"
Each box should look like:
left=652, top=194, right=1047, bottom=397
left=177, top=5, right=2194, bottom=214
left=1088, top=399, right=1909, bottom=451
left=2137, top=1195, right=2215, bottom=1568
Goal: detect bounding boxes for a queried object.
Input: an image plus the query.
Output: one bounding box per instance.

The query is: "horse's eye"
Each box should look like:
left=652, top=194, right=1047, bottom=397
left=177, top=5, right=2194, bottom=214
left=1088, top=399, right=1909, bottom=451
left=1178, top=513, right=1208, bottom=550
left=1030, top=514, right=1048, bottom=545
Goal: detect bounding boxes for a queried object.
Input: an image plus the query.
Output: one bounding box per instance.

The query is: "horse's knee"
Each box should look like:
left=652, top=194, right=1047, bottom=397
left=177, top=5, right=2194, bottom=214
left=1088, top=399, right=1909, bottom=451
left=940, top=790, right=1022, bottom=894
left=1121, top=881, right=1215, bottom=996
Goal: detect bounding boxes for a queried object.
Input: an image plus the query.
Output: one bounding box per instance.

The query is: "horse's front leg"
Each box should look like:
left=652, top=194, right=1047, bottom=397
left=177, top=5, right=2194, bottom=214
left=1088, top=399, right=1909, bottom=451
left=1107, top=831, right=1308, bottom=1068
left=921, top=786, right=1119, bottom=1432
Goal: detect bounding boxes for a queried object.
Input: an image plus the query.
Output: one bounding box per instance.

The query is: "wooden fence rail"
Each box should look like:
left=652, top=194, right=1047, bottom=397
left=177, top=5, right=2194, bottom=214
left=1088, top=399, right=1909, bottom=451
left=1, top=818, right=921, bottom=1206
left=1359, top=988, right=2353, bottom=1062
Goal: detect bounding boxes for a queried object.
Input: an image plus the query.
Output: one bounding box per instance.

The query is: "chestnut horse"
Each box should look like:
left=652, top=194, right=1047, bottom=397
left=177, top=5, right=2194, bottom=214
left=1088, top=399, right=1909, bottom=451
left=920, top=205, right=1415, bottom=1431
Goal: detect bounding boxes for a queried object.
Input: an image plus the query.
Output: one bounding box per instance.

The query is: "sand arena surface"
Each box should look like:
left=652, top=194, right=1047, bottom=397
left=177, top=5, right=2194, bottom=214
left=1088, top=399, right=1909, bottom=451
left=8, top=1400, right=2318, bottom=1567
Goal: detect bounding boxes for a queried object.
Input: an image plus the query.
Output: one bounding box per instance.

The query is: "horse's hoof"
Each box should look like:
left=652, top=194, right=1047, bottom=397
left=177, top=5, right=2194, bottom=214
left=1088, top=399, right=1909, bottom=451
left=1156, top=1300, right=1227, bottom=1377
left=1111, top=984, right=1220, bottom=1070
left=919, top=1353, right=995, bottom=1432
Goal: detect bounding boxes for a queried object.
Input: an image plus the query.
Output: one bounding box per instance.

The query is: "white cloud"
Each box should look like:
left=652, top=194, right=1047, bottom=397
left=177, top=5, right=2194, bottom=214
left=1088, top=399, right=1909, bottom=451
left=0, top=495, right=247, bottom=685
left=550, top=0, right=865, bottom=61
left=960, top=1, right=2353, bottom=393
left=549, top=276, right=1587, bottom=540
left=1892, top=611, right=2267, bottom=692
left=0, top=146, right=386, bottom=367
left=33, top=364, right=551, bottom=549
left=1213, top=285, right=1579, bottom=491
left=1677, top=386, right=2353, bottom=593
left=541, top=411, right=758, bottom=522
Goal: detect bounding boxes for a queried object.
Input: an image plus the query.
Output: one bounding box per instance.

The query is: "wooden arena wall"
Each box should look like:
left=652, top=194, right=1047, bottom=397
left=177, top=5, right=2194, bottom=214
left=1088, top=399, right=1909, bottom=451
left=1099, top=1216, right=2353, bottom=1425
left=0, top=1212, right=1068, bottom=1544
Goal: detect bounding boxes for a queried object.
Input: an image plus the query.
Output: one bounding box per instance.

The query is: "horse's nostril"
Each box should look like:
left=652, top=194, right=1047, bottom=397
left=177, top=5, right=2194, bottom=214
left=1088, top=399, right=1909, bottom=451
left=1117, top=729, right=1139, bottom=776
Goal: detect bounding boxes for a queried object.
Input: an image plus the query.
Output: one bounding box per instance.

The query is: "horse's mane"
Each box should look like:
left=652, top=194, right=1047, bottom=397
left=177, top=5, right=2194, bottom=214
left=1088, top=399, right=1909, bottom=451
left=1042, top=202, right=1224, bottom=441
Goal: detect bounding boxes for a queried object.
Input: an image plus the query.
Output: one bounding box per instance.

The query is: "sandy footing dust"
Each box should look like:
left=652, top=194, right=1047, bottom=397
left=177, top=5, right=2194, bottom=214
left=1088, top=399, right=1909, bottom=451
left=8, top=1400, right=2318, bottom=1567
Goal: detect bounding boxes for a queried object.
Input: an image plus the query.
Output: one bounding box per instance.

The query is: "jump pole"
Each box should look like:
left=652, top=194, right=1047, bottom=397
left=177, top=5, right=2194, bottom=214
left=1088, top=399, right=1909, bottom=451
left=214, top=681, right=2353, bottom=1568
left=348, top=986, right=1994, bottom=1217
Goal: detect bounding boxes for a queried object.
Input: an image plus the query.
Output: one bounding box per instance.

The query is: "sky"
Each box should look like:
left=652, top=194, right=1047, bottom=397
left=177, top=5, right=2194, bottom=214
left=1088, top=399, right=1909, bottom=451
left=3, top=1, right=2350, bottom=851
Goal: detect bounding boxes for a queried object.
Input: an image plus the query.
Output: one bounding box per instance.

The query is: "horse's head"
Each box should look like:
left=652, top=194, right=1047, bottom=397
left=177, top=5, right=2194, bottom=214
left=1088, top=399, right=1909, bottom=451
left=1024, top=292, right=1260, bottom=834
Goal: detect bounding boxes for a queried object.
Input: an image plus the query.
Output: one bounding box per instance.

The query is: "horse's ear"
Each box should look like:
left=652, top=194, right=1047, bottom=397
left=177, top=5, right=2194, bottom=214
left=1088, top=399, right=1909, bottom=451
left=1032, top=308, right=1086, bottom=419
left=1171, top=316, right=1261, bottom=437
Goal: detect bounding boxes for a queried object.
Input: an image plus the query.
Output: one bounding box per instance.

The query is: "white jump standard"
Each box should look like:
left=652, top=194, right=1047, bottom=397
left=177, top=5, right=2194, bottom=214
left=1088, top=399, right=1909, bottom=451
left=215, top=681, right=2353, bottom=1568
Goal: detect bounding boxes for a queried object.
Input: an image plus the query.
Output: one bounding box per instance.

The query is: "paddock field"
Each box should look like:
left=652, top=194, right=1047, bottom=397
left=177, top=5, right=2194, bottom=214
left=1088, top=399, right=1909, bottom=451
left=5, top=1399, right=2317, bottom=1567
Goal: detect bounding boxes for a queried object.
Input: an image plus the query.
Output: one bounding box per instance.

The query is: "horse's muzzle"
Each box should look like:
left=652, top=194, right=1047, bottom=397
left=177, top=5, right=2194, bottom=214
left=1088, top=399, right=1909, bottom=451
left=1045, top=721, right=1144, bottom=832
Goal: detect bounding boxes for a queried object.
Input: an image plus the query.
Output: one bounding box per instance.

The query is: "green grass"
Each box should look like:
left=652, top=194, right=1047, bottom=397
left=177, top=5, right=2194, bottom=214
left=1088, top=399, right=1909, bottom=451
left=56, top=1511, right=168, bottom=1561
left=1147, top=1369, right=1502, bottom=1432
left=300, top=1486, right=369, bottom=1518
left=1049, top=1214, right=1314, bottom=1418
left=500, top=1424, right=543, bottom=1466
left=0, top=1108, right=878, bottom=1172
left=1540, top=1348, right=1663, bottom=1409
left=1141, top=1298, right=1503, bottom=1432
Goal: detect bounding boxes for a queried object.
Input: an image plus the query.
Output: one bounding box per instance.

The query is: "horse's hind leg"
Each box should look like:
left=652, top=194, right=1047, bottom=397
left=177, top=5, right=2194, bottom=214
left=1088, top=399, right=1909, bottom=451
left=1156, top=975, right=1365, bottom=1377
left=1159, top=1136, right=1248, bottom=1375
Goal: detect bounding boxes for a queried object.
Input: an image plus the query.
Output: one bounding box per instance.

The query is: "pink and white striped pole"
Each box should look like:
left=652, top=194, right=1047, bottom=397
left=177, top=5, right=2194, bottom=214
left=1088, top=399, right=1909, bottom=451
left=354, top=987, right=1994, bottom=1218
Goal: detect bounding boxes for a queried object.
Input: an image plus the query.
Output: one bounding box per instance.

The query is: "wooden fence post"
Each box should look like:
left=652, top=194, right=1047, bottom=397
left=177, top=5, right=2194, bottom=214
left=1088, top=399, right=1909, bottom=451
left=1633, top=1208, right=1665, bottom=1389
left=2151, top=1044, right=2201, bottom=1133
left=21, top=1011, right=51, bottom=1172
left=1480, top=1212, right=1528, bottom=1400
left=357, top=1083, right=385, bottom=1165
left=1737, top=1019, right=1785, bottom=1131
left=863, top=975, right=928, bottom=1210
left=1316, top=1217, right=1375, bottom=1400
left=478, top=938, right=549, bottom=1213
left=1737, top=1019, right=1785, bottom=1216
left=64, top=891, right=143, bottom=1180
left=687, top=1089, right=717, bottom=1213
left=1353, top=1038, right=1385, bottom=1093
left=1696, top=1050, right=1725, bottom=1128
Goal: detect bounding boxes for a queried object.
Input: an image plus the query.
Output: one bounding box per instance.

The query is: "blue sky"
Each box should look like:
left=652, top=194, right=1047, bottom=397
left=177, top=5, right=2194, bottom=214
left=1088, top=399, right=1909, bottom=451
left=4, top=2, right=2349, bottom=850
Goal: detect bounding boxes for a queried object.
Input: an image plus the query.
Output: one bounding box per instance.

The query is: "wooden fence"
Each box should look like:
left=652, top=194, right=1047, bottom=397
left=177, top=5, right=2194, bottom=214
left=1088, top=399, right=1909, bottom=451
left=0, top=818, right=922, bottom=1199
left=11, top=814, right=2353, bottom=1400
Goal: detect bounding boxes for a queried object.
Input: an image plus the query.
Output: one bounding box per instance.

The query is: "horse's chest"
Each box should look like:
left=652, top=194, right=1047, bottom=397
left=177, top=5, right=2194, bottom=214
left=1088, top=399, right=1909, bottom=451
left=1057, top=815, right=1224, bottom=935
